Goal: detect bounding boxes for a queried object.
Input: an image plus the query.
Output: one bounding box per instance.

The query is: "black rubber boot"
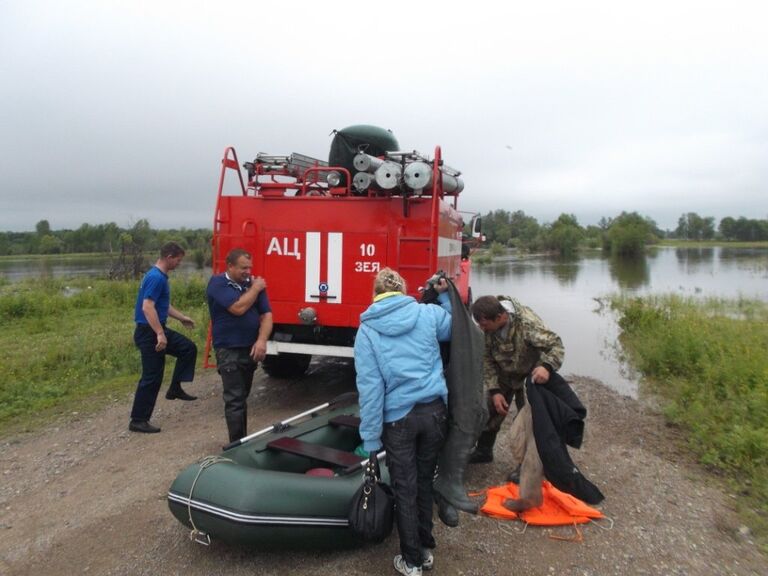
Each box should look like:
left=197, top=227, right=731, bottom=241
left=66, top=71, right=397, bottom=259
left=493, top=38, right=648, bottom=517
left=433, top=411, right=487, bottom=524
left=225, top=413, right=246, bottom=444
left=433, top=490, right=459, bottom=527
left=468, top=430, right=498, bottom=464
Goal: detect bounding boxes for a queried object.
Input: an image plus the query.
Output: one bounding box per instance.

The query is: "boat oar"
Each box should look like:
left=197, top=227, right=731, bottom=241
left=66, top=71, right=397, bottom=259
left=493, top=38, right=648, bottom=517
left=221, top=391, right=359, bottom=451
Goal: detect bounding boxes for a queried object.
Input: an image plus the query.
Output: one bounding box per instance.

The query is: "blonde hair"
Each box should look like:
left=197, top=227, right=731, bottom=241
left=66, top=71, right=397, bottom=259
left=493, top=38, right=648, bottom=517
left=373, top=267, right=406, bottom=295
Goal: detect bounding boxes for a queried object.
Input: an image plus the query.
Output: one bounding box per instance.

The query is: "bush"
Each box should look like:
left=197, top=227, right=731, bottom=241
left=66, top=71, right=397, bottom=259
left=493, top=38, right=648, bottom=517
left=611, top=294, right=768, bottom=539
left=488, top=242, right=506, bottom=257
left=604, top=212, right=658, bottom=256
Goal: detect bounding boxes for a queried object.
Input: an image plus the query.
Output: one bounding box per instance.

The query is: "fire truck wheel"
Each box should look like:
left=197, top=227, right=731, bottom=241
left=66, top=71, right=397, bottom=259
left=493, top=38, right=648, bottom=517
left=262, top=353, right=312, bottom=379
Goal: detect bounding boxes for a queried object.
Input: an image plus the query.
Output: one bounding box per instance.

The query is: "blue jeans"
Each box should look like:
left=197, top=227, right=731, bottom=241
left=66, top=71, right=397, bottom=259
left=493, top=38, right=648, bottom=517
left=383, top=398, right=447, bottom=568
left=130, top=324, right=197, bottom=422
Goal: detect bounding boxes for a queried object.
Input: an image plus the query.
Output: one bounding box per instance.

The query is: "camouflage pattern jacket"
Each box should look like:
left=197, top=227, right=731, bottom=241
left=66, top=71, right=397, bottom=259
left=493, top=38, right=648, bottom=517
left=483, top=297, right=564, bottom=395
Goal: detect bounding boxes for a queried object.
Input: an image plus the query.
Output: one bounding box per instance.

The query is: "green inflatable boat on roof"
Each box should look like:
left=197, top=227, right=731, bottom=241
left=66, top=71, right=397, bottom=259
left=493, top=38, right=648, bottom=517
left=328, top=124, right=399, bottom=186
left=167, top=392, right=389, bottom=548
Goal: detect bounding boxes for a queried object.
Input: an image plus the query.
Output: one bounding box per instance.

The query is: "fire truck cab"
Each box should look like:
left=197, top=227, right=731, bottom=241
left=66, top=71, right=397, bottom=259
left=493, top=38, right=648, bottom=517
left=208, top=125, right=480, bottom=378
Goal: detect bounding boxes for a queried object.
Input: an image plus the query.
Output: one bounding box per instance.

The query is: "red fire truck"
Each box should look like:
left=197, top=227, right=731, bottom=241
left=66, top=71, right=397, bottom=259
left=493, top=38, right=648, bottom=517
left=206, top=125, right=481, bottom=378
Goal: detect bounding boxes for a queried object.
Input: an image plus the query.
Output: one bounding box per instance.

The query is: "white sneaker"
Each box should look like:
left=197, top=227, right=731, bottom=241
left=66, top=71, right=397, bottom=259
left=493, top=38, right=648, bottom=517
left=422, top=548, right=434, bottom=571
left=394, top=554, right=422, bottom=576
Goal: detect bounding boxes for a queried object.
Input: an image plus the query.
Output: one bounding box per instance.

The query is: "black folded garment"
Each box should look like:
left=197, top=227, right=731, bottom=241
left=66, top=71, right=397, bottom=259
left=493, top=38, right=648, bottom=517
left=527, top=373, right=604, bottom=505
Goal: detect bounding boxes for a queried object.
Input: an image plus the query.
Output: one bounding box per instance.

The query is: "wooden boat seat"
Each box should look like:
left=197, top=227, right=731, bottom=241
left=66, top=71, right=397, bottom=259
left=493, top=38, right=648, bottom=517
left=328, top=414, right=361, bottom=429
left=267, top=436, right=363, bottom=469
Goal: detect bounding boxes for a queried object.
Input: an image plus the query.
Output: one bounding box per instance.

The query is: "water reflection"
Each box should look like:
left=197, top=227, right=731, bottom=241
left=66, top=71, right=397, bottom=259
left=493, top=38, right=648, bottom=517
left=541, top=256, right=580, bottom=286
left=608, top=255, right=649, bottom=290
left=478, top=255, right=580, bottom=286
left=33, top=258, right=54, bottom=281
left=720, top=247, right=765, bottom=259
left=479, top=260, right=531, bottom=283
left=675, top=247, right=715, bottom=263
left=674, top=247, right=715, bottom=276
left=0, top=255, right=112, bottom=282
left=719, top=247, right=768, bottom=276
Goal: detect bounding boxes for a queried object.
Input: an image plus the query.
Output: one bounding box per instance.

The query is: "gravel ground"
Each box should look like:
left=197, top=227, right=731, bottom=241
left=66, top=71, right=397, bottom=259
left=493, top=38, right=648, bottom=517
left=0, top=360, right=764, bottom=576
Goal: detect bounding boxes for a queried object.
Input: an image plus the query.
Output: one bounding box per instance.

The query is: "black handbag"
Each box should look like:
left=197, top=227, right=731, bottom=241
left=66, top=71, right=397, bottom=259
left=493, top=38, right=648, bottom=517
left=347, top=453, right=395, bottom=543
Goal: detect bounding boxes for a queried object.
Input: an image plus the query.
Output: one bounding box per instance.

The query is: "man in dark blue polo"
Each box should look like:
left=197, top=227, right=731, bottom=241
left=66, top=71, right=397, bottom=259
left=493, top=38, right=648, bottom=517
left=129, top=242, right=198, bottom=434
left=207, top=248, right=273, bottom=443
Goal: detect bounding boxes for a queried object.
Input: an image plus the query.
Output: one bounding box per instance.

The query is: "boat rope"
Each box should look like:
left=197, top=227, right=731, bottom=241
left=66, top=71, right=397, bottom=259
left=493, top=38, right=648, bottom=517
left=496, top=514, right=614, bottom=541
left=497, top=521, right=528, bottom=536
left=547, top=521, right=584, bottom=543
left=544, top=516, right=613, bottom=541
left=187, top=455, right=234, bottom=545
left=589, top=515, right=615, bottom=531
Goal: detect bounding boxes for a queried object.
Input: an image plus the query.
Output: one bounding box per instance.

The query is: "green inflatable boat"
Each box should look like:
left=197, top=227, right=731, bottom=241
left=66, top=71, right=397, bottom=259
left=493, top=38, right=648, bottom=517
left=167, top=392, right=387, bottom=548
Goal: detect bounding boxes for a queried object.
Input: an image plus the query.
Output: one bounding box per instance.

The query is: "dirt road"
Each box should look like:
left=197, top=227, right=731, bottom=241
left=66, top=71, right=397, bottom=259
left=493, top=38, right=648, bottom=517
left=1, top=360, right=764, bottom=575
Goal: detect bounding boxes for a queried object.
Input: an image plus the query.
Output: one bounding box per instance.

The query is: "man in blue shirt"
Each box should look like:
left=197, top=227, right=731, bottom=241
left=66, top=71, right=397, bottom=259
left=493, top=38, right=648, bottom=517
left=129, top=242, right=198, bottom=433
left=207, top=248, right=273, bottom=443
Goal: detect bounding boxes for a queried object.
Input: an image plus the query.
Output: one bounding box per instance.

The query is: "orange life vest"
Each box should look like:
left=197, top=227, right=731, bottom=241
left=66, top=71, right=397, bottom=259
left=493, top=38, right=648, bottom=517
left=479, top=480, right=604, bottom=526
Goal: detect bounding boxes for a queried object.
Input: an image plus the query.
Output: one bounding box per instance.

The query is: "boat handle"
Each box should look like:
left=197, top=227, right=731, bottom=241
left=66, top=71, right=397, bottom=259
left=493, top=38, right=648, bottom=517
left=190, top=529, right=211, bottom=546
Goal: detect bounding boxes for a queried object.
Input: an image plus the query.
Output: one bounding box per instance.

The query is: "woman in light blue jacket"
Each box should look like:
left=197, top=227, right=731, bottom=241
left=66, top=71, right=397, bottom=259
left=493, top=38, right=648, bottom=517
left=354, top=268, right=451, bottom=576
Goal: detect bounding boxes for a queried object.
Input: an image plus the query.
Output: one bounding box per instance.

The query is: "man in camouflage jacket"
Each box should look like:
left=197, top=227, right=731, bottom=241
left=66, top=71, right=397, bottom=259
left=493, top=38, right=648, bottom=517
left=468, top=295, right=564, bottom=464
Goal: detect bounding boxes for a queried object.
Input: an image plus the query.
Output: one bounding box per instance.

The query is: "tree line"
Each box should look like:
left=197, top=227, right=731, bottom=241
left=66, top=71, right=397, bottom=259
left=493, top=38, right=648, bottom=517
left=2, top=211, right=766, bottom=262
left=0, top=219, right=212, bottom=274
left=477, top=210, right=768, bottom=256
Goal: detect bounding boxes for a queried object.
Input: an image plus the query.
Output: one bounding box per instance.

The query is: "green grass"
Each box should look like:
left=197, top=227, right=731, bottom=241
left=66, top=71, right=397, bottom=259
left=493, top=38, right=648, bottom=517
left=0, top=276, right=210, bottom=436
left=470, top=252, right=493, bottom=265
left=658, top=239, right=768, bottom=248
left=611, top=294, right=768, bottom=548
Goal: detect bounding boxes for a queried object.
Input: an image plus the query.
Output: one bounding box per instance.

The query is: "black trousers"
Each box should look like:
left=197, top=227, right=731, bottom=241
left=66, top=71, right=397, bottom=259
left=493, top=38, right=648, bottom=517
left=215, top=347, right=257, bottom=442
left=383, top=399, right=447, bottom=568
left=130, top=324, right=197, bottom=422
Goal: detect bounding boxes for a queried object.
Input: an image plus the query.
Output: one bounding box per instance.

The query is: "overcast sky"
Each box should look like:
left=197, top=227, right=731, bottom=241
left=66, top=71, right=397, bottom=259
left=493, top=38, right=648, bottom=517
left=1, top=0, right=766, bottom=233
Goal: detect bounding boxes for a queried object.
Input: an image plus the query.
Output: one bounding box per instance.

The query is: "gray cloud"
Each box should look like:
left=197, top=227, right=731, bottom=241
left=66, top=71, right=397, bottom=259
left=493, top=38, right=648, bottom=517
left=1, top=1, right=766, bottom=232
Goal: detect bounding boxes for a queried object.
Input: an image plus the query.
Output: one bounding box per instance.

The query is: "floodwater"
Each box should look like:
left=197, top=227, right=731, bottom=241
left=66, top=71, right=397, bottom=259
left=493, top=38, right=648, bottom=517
left=471, top=247, right=767, bottom=398
left=2, top=247, right=766, bottom=397
left=0, top=254, right=208, bottom=282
